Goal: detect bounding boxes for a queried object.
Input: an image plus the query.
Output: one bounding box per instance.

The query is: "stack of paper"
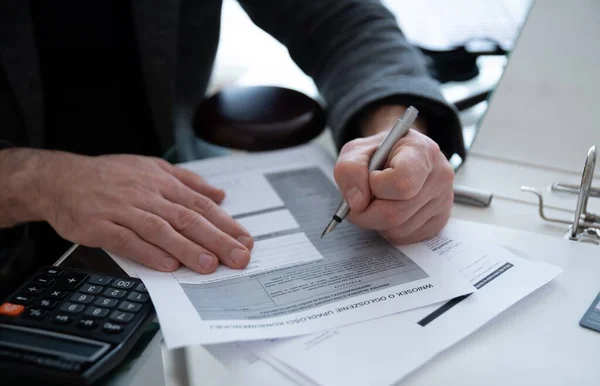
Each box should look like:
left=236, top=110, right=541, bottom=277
left=109, top=144, right=561, bottom=385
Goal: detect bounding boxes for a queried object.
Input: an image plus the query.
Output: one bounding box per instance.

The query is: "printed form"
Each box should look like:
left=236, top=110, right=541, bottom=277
left=127, top=145, right=474, bottom=347
left=245, top=219, right=562, bottom=386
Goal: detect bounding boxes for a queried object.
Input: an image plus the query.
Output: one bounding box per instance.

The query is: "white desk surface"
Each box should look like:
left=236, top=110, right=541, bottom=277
left=403, top=2, right=600, bottom=384
left=154, top=0, right=600, bottom=385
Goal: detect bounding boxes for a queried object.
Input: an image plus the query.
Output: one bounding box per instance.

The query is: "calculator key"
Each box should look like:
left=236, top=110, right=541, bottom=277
left=111, top=279, right=136, bottom=290
left=41, top=267, right=63, bottom=276
left=109, top=311, right=134, bottom=323
left=10, top=294, right=33, bottom=305
left=53, top=314, right=72, bottom=324
left=56, top=273, right=88, bottom=289
left=94, top=297, right=118, bottom=308
left=103, top=288, right=127, bottom=299
left=34, top=276, right=54, bottom=286
left=135, top=283, right=148, bottom=293
left=127, top=292, right=149, bottom=303
left=118, top=301, right=142, bottom=313
left=88, top=275, right=112, bottom=286
left=24, top=285, right=43, bottom=295
left=85, top=307, right=109, bottom=318
left=70, top=293, right=95, bottom=304
left=60, top=303, right=85, bottom=314
left=78, top=319, right=97, bottom=329
left=0, top=303, right=24, bottom=317
left=79, top=284, right=103, bottom=295
left=102, top=322, right=124, bottom=334
left=37, top=299, right=58, bottom=309
left=25, top=308, right=46, bottom=320
left=48, top=290, right=68, bottom=299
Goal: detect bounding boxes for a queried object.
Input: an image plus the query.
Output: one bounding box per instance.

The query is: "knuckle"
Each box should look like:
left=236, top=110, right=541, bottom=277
left=173, top=209, right=200, bottom=233
left=383, top=204, right=407, bottom=227
left=340, top=139, right=361, bottom=154
left=213, top=233, right=233, bottom=253
left=111, top=229, right=134, bottom=251
left=392, top=173, right=420, bottom=199
left=140, top=215, right=168, bottom=236
left=439, top=161, right=455, bottom=185
left=191, top=195, right=215, bottom=216
left=424, top=138, right=441, bottom=160
left=155, top=173, right=177, bottom=189
left=151, top=156, right=170, bottom=168
left=123, top=186, right=147, bottom=204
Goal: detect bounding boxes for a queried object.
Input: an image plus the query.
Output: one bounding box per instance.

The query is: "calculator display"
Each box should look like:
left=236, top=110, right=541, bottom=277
left=0, top=324, right=109, bottom=362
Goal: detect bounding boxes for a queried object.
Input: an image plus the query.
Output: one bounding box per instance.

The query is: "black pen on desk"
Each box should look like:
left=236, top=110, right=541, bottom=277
left=321, top=106, right=419, bottom=238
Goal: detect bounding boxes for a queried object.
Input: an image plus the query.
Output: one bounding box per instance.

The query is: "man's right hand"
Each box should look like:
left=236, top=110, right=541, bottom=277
left=0, top=149, right=253, bottom=274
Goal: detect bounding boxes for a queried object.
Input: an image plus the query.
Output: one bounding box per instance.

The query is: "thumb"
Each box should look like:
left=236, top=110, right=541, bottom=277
left=333, top=138, right=378, bottom=213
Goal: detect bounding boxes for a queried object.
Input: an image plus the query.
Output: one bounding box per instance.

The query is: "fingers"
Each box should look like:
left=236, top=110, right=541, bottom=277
left=157, top=160, right=225, bottom=204
left=348, top=168, right=436, bottom=230
left=112, top=209, right=225, bottom=273
left=137, top=162, right=253, bottom=273
left=384, top=213, right=450, bottom=245
left=333, top=132, right=386, bottom=212
left=117, top=209, right=250, bottom=273
left=369, top=130, right=437, bottom=200
left=162, top=183, right=254, bottom=250
left=347, top=142, right=454, bottom=244
left=98, top=221, right=181, bottom=272
left=381, top=188, right=453, bottom=244
left=347, top=195, right=426, bottom=230
left=142, top=199, right=251, bottom=269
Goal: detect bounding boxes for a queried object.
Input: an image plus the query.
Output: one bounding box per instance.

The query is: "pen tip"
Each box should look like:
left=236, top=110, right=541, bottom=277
left=320, top=219, right=338, bottom=239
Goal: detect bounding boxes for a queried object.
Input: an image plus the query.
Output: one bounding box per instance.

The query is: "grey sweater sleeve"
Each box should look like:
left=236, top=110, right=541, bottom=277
left=237, top=0, right=465, bottom=159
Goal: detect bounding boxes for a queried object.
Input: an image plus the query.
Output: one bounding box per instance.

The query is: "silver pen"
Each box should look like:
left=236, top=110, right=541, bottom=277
left=321, top=106, right=419, bottom=238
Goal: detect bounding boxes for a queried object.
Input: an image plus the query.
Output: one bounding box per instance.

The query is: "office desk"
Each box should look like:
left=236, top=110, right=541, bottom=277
left=190, top=0, right=600, bottom=385
left=60, top=0, right=599, bottom=384
left=54, top=183, right=598, bottom=386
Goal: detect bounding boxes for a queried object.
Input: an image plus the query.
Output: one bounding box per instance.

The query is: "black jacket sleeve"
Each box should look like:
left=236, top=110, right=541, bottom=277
left=237, top=0, right=465, bottom=159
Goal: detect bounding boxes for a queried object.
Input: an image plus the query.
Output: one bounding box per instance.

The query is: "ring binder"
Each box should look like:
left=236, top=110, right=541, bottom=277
left=521, top=146, right=599, bottom=245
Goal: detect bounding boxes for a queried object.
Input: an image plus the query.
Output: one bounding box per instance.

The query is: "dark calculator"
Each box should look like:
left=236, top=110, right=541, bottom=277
left=0, top=266, right=156, bottom=385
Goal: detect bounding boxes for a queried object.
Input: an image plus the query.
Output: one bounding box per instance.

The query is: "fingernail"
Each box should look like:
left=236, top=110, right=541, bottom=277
left=237, top=236, right=253, bottom=249
left=347, top=187, right=364, bottom=208
left=230, top=248, right=248, bottom=265
left=198, top=253, right=215, bottom=269
left=161, top=258, right=178, bottom=271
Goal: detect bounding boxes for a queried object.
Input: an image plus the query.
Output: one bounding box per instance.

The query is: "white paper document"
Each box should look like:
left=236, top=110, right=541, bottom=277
left=129, top=145, right=474, bottom=347
left=206, top=343, right=318, bottom=386
left=248, top=219, right=562, bottom=386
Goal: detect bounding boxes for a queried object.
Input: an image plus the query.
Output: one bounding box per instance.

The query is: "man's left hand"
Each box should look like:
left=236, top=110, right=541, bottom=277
left=333, top=105, right=455, bottom=244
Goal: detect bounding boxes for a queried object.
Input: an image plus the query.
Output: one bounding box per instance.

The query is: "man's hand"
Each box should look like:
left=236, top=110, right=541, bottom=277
left=333, top=105, right=455, bottom=244
left=22, top=151, right=253, bottom=273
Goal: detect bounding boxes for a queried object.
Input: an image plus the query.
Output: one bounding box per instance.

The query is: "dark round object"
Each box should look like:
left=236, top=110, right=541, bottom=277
left=192, top=86, right=326, bottom=151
